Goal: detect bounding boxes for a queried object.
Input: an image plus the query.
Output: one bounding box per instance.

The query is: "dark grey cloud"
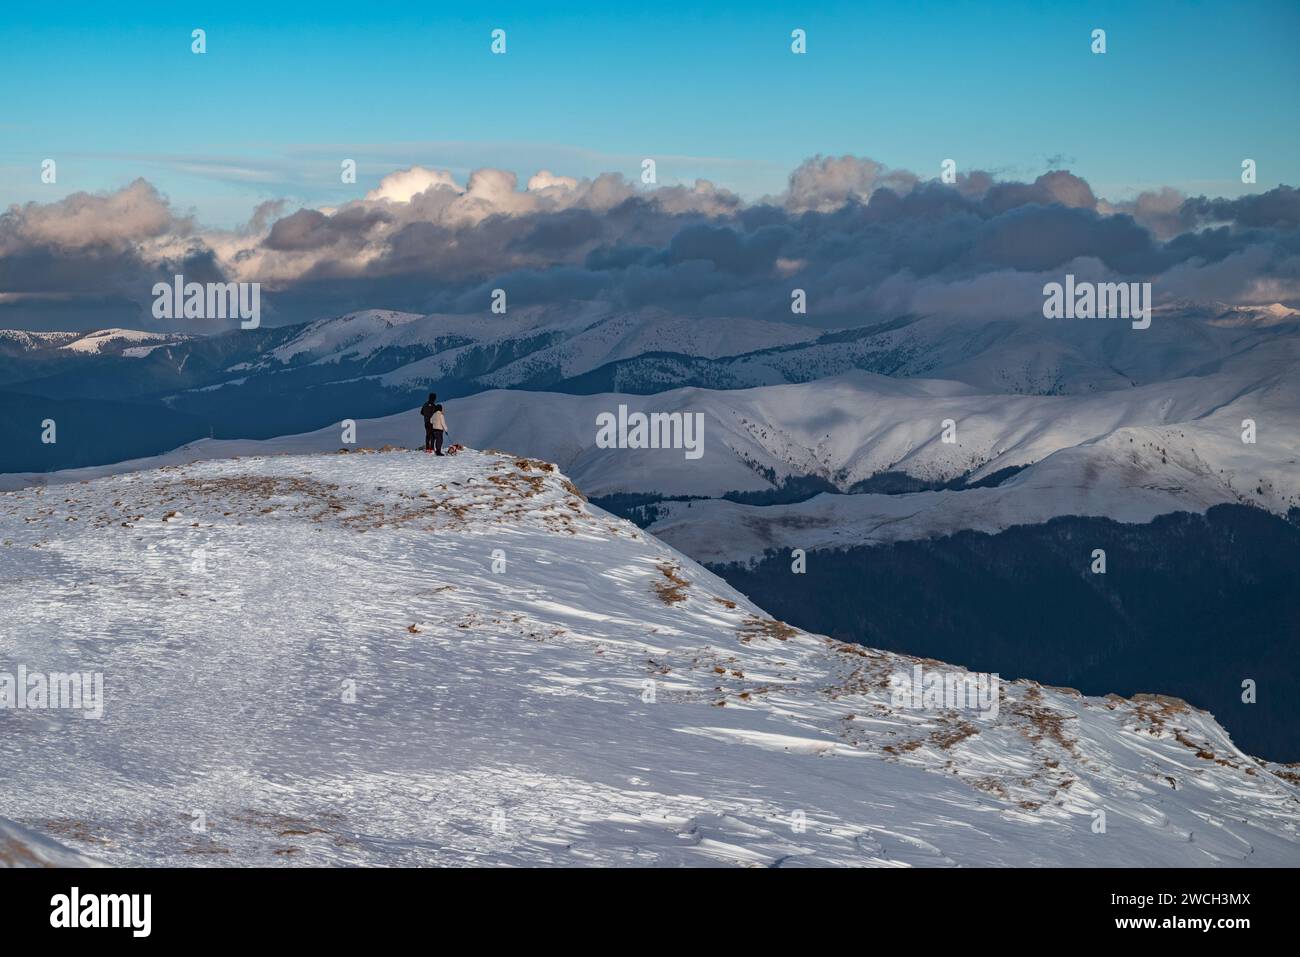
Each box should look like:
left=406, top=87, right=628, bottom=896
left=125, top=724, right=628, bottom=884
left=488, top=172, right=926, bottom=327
left=1181, top=186, right=1300, bottom=230
left=660, top=223, right=792, bottom=275
left=510, top=208, right=604, bottom=253
left=264, top=205, right=392, bottom=251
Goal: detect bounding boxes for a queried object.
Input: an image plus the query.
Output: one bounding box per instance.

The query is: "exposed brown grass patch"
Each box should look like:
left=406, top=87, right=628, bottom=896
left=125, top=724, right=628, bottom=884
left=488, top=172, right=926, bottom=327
left=231, top=808, right=342, bottom=839
left=1174, top=731, right=1216, bottom=760
left=1009, top=694, right=1078, bottom=754
left=653, top=562, right=689, bottom=604
left=487, top=471, right=546, bottom=497
left=40, top=819, right=108, bottom=846
left=1131, top=692, right=1193, bottom=716
left=515, top=458, right=556, bottom=473
left=930, top=720, right=980, bottom=750
left=559, top=478, right=587, bottom=502
left=1273, top=767, right=1300, bottom=786
left=969, top=777, right=1010, bottom=799
left=882, top=739, right=923, bottom=755
left=0, top=836, right=51, bottom=867
left=172, top=474, right=342, bottom=506
left=1128, top=693, right=1198, bottom=740
left=737, top=614, right=797, bottom=643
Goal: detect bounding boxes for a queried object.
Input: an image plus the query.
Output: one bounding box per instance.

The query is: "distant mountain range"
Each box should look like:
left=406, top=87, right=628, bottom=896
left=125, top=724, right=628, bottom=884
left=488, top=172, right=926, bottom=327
left=7, top=299, right=1300, bottom=546
left=4, top=299, right=1297, bottom=473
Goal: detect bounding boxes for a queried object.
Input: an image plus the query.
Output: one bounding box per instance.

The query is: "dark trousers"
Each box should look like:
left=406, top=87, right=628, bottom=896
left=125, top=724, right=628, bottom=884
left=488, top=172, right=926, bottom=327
left=423, top=420, right=435, bottom=451
left=432, top=429, right=445, bottom=454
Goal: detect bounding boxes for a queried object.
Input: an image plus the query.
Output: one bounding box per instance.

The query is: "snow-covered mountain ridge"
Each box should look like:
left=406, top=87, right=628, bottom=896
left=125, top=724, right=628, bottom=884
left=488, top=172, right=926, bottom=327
left=14, top=341, right=1293, bottom=562
left=236, top=300, right=1300, bottom=397
left=5, top=299, right=1297, bottom=476
left=1, top=449, right=1297, bottom=866
left=0, top=327, right=190, bottom=358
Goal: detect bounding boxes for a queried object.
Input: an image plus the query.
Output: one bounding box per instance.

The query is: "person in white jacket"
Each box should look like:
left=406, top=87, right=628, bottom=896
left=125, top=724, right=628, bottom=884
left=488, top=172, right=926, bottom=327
left=429, top=404, right=448, bottom=456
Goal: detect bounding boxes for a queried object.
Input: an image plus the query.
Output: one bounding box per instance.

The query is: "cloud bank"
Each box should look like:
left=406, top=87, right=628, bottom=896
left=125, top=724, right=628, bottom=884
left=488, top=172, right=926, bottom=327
left=3, top=155, right=1298, bottom=332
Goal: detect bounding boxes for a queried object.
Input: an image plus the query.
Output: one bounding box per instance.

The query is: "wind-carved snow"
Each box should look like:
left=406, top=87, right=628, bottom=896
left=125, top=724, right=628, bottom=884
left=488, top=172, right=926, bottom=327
left=1, top=449, right=1297, bottom=866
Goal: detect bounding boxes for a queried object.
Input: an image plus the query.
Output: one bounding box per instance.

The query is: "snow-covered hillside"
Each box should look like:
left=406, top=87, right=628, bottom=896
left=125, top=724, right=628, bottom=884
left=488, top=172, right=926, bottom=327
left=1, top=449, right=1297, bottom=866
left=646, top=412, right=1300, bottom=565
left=685, top=305, right=1300, bottom=395
left=0, top=329, right=80, bottom=354
left=264, top=309, right=425, bottom=365
left=0, top=327, right=188, bottom=358
left=59, top=328, right=189, bottom=356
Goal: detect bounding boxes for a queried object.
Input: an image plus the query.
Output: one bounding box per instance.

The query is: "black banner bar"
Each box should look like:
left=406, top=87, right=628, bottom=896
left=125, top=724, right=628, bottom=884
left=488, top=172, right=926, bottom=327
left=0, top=866, right=1283, bottom=943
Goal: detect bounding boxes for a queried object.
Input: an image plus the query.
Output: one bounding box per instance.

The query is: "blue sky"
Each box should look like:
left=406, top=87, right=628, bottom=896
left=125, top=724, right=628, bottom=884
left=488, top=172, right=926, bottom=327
left=1, top=0, right=1297, bottom=226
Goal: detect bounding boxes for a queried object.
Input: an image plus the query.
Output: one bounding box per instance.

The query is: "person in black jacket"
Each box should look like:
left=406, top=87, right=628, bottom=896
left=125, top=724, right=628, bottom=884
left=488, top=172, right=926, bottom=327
left=419, top=393, right=438, bottom=452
